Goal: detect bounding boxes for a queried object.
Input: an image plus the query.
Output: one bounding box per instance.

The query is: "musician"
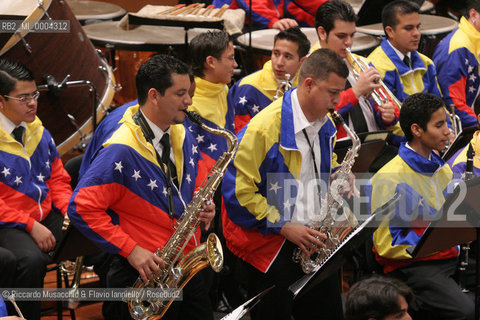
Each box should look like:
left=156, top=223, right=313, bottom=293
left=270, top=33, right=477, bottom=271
left=231, top=27, right=310, bottom=132
left=313, top=0, right=399, bottom=141
left=0, top=59, right=71, bottom=320
left=68, top=55, right=215, bottom=320
left=345, top=276, right=413, bottom=320
left=212, top=0, right=328, bottom=29
left=433, top=0, right=480, bottom=129
left=367, top=0, right=442, bottom=102
left=367, top=93, right=474, bottom=319
left=188, top=30, right=237, bottom=167
left=222, top=49, right=347, bottom=320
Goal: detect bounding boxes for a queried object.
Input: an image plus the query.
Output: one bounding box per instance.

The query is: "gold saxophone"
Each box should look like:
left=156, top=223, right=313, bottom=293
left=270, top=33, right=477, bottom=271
left=273, top=73, right=292, bottom=101
left=128, top=110, right=238, bottom=319
left=346, top=48, right=402, bottom=110
left=292, top=111, right=360, bottom=274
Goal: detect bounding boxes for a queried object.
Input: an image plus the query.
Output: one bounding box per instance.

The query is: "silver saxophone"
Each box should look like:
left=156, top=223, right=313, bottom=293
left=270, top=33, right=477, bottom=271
left=128, top=110, right=238, bottom=319
left=273, top=73, right=292, bottom=100
left=293, top=111, right=361, bottom=274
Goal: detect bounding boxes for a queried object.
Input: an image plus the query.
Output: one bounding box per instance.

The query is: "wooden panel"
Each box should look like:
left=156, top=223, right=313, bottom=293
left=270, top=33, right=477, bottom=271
left=69, top=0, right=179, bottom=13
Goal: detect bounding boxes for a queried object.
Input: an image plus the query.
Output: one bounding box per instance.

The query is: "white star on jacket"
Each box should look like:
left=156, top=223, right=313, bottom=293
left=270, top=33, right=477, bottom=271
left=148, top=179, right=158, bottom=190
left=1, top=167, right=10, bottom=178
left=192, top=144, right=198, bottom=155
left=239, top=96, right=247, bottom=105
left=14, top=176, right=22, bottom=185
left=251, top=104, right=260, bottom=113
left=196, top=134, right=205, bottom=143
left=207, top=143, right=217, bottom=152
left=186, top=174, right=192, bottom=184
left=132, top=170, right=141, bottom=181
left=37, top=173, right=45, bottom=182
left=114, top=161, right=123, bottom=173
left=269, top=182, right=282, bottom=194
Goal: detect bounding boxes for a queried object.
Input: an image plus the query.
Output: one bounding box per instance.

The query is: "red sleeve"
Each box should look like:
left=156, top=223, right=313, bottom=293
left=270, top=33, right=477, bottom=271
left=450, top=77, right=476, bottom=119
left=47, top=157, right=72, bottom=215
left=336, top=88, right=359, bottom=111
left=0, top=183, right=36, bottom=232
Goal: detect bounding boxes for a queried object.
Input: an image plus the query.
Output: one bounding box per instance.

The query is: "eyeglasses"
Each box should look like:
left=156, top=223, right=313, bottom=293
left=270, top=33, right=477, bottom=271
left=3, top=91, right=40, bottom=104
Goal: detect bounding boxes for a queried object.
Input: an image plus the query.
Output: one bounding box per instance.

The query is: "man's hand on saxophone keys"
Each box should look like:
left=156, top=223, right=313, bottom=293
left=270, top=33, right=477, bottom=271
left=198, top=200, right=216, bottom=231
left=352, top=67, right=381, bottom=98
left=280, top=222, right=327, bottom=257
left=127, top=245, right=165, bottom=284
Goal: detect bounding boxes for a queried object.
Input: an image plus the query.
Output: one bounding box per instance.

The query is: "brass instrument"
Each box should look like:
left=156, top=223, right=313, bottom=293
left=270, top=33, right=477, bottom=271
left=449, top=104, right=463, bottom=138
left=345, top=48, right=402, bottom=110
left=273, top=73, right=292, bottom=101
left=128, top=110, right=238, bottom=319
left=292, top=111, right=360, bottom=274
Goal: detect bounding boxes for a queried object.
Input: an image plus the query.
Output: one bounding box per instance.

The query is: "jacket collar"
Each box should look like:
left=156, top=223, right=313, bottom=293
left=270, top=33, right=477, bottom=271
left=381, top=39, right=426, bottom=76
left=459, top=17, right=480, bottom=59
left=279, top=89, right=336, bottom=150
left=399, top=142, right=445, bottom=176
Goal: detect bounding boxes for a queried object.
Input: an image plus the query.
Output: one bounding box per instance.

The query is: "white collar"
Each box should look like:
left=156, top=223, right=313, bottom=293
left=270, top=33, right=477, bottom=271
left=291, top=89, right=327, bottom=135
left=387, top=39, right=411, bottom=62
left=0, top=110, right=25, bottom=136
left=139, top=109, right=170, bottom=146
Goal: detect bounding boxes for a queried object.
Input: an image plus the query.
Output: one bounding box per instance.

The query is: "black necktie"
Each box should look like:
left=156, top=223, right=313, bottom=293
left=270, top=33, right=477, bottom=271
left=160, top=133, right=178, bottom=188
left=345, top=80, right=369, bottom=134
left=403, top=55, right=411, bottom=69
left=12, top=126, right=24, bottom=145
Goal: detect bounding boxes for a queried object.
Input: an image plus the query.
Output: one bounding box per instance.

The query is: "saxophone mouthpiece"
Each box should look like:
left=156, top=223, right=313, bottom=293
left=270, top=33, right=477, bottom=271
left=183, top=110, right=204, bottom=125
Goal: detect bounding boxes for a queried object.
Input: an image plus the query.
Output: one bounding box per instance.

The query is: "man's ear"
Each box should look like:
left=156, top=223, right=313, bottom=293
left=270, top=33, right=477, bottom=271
left=147, top=88, right=160, bottom=103
left=411, top=123, right=423, bottom=138
left=299, top=55, right=307, bottom=65
left=303, top=77, right=314, bottom=92
left=205, top=55, right=216, bottom=70
left=0, top=96, right=6, bottom=110
left=384, top=26, right=394, bottom=39
left=317, top=26, right=327, bottom=42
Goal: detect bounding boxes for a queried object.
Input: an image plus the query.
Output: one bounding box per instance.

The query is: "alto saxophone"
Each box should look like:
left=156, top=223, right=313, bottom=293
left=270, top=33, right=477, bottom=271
left=128, top=110, right=238, bottom=319
left=292, top=111, right=360, bottom=274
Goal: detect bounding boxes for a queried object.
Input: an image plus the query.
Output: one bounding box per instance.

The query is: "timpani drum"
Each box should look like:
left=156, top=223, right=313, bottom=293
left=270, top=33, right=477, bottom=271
left=356, top=14, right=458, bottom=58
left=236, top=27, right=379, bottom=72
left=83, top=21, right=210, bottom=104
left=0, top=0, right=115, bottom=155
left=66, top=0, right=126, bottom=25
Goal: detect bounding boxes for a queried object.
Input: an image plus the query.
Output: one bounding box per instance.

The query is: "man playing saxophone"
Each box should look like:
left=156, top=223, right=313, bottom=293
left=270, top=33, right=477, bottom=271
left=68, top=55, right=216, bottom=320
left=313, top=0, right=399, bottom=142
left=222, top=49, right=349, bottom=320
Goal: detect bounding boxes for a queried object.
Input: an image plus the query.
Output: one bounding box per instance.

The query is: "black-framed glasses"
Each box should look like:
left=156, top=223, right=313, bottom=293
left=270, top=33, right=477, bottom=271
left=3, top=91, right=40, bottom=104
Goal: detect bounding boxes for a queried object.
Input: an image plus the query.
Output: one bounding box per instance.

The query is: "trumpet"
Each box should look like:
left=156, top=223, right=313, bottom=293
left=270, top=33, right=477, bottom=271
left=345, top=48, right=402, bottom=110
left=273, top=73, right=292, bottom=101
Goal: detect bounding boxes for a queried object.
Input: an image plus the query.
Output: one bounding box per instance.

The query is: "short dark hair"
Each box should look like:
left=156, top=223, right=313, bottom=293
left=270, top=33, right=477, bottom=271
left=400, top=93, right=445, bottom=141
left=315, top=0, right=356, bottom=35
left=464, top=0, right=480, bottom=18
left=382, top=0, right=420, bottom=38
left=189, top=30, right=232, bottom=77
left=0, top=59, right=34, bottom=98
left=345, top=276, right=413, bottom=320
left=274, top=27, right=311, bottom=58
left=299, top=48, right=349, bottom=83
left=136, top=54, right=190, bottom=105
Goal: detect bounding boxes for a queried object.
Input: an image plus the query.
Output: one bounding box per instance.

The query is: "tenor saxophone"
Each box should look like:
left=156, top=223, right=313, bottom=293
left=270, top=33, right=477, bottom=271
left=292, top=111, right=360, bottom=274
left=128, top=110, right=238, bottom=319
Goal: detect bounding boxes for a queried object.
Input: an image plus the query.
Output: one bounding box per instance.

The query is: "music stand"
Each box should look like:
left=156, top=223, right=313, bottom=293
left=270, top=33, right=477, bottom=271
left=442, top=126, right=478, bottom=161
left=221, top=285, right=275, bottom=320
left=289, top=192, right=403, bottom=299
left=334, top=130, right=391, bottom=173
left=406, top=176, right=480, bottom=318
left=52, top=225, right=101, bottom=263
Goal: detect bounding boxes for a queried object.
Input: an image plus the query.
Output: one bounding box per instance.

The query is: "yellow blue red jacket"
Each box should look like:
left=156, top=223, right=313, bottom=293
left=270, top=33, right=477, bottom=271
left=221, top=89, right=339, bottom=272
left=186, top=77, right=234, bottom=173
left=448, top=130, right=480, bottom=179
left=433, top=17, right=480, bottom=129
left=230, top=60, right=300, bottom=132
left=212, top=0, right=327, bottom=28
left=68, top=105, right=207, bottom=257
left=366, top=143, right=458, bottom=273
left=0, top=116, right=71, bottom=231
